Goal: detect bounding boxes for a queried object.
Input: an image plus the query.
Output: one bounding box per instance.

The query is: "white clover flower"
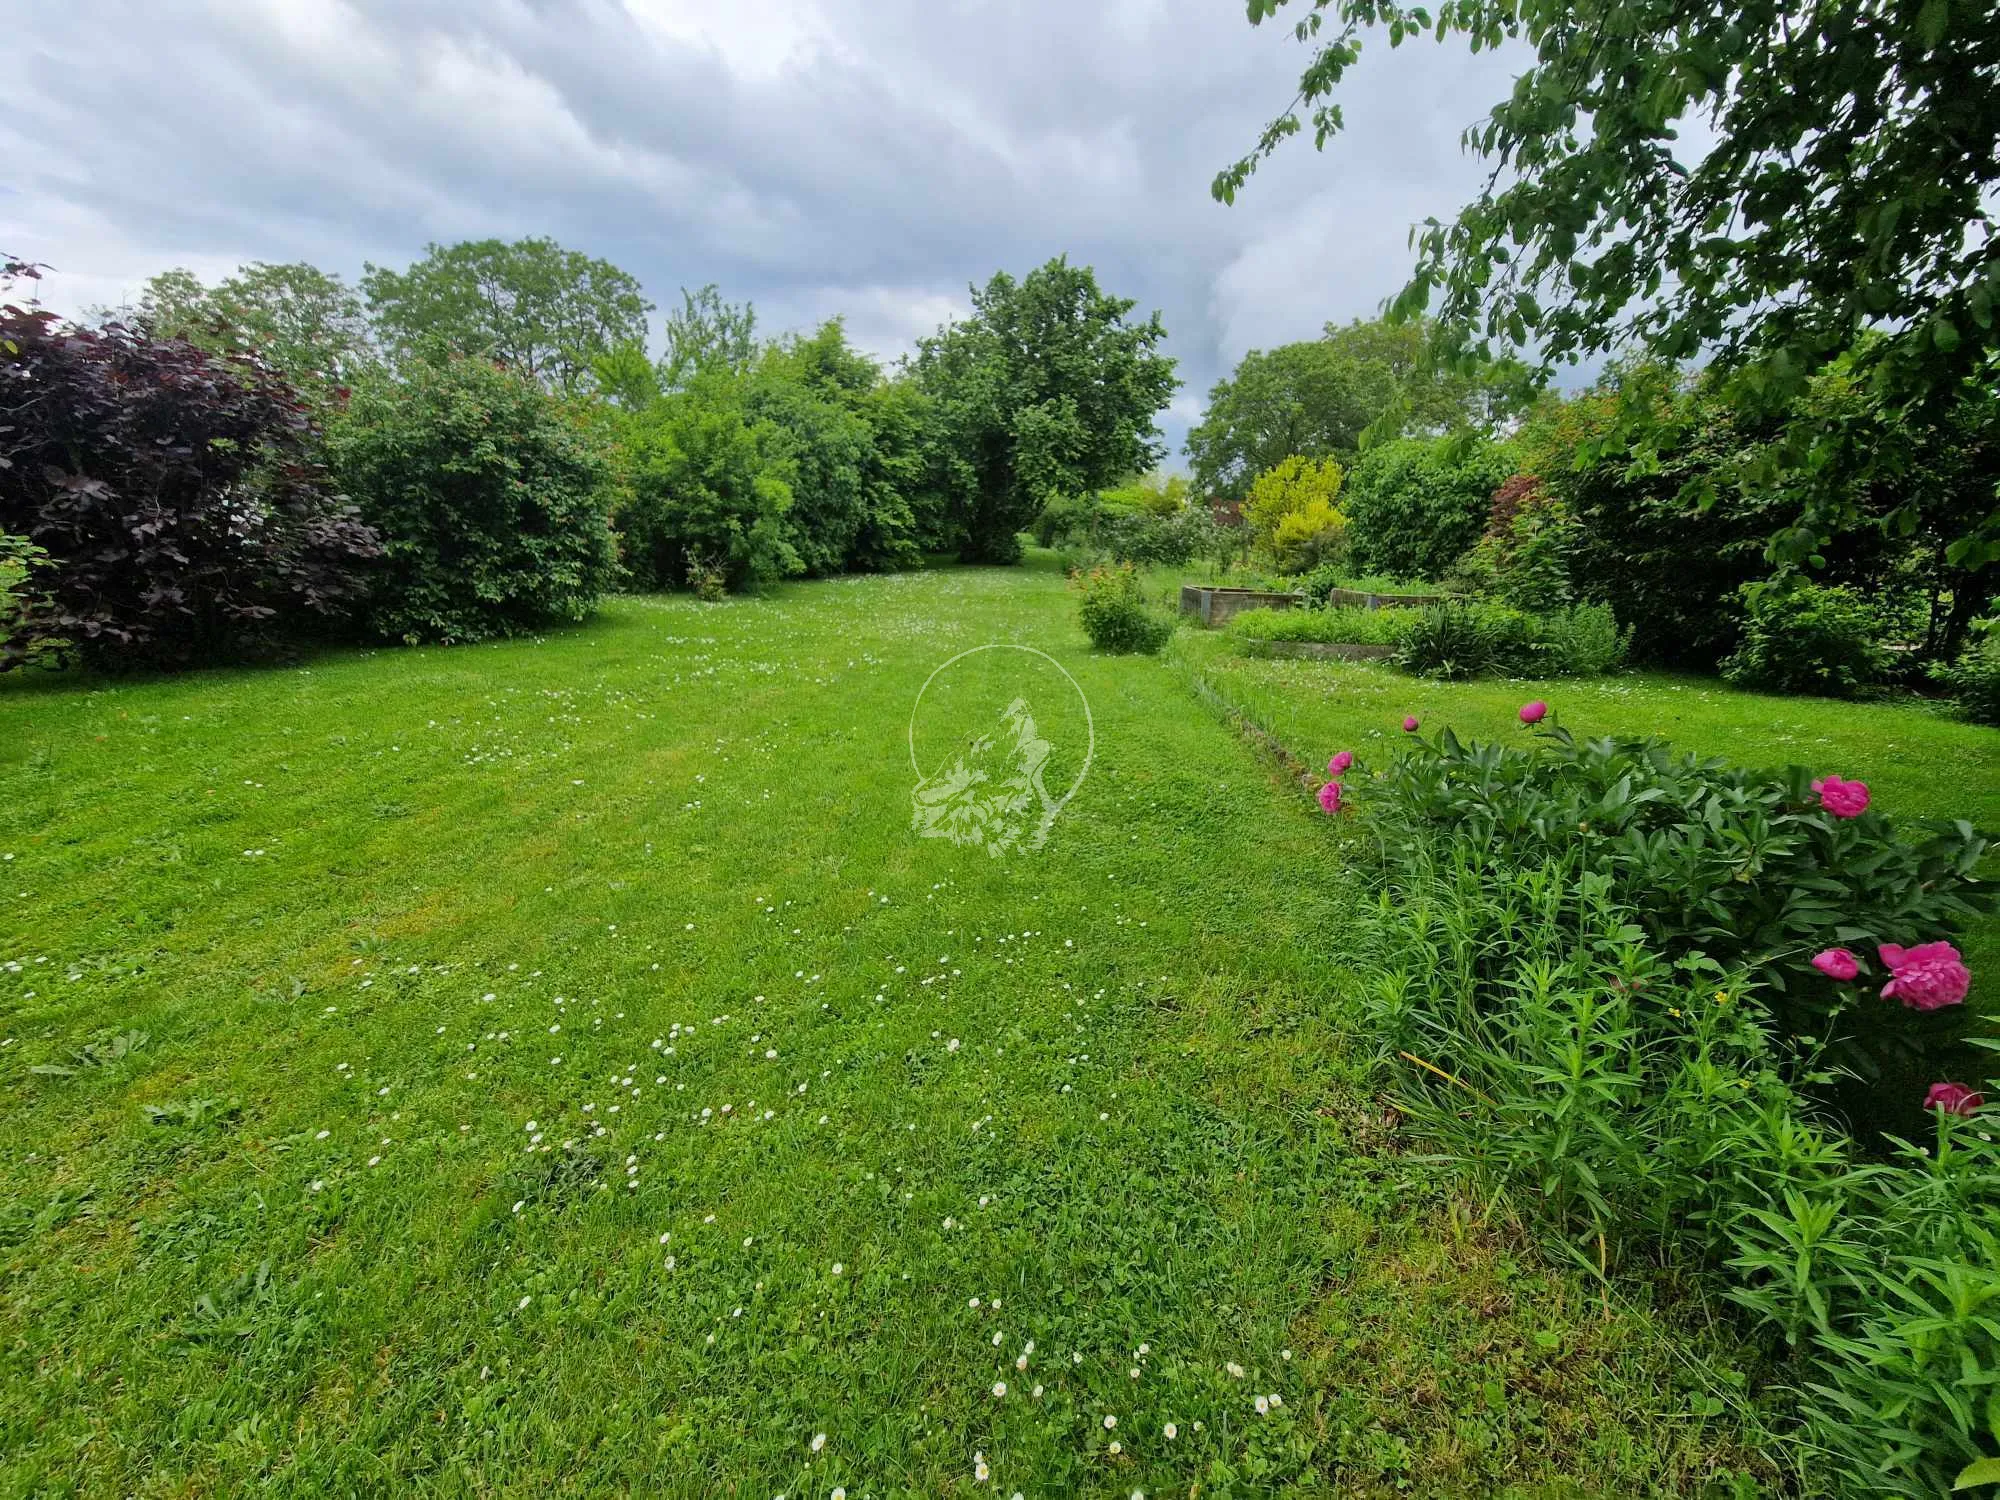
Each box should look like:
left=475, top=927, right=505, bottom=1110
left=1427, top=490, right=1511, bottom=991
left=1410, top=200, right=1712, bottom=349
left=1226, top=1361, right=1246, bottom=1379
left=1164, top=1422, right=1178, bottom=1439
left=810, top=1433, right=826, bottom=1453
left=1102, top=1414, right=1117, bottom=1430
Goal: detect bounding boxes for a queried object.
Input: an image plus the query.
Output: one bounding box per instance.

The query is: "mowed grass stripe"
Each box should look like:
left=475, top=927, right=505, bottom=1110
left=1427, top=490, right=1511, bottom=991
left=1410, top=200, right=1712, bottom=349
left=1, top=565, right=1768, bottom=1497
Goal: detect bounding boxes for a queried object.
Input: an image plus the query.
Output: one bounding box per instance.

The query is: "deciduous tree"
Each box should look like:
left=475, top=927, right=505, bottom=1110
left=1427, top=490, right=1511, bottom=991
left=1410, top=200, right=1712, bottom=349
left=915, top=257, right=1178, bottom=563
left=1220, top=0, right=2000, bottom=572
left=362, top=237, right=650, bottom=393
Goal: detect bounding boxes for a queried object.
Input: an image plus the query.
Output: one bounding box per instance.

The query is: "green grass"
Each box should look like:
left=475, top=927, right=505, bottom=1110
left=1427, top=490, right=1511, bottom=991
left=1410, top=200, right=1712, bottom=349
left=1171, top=628, right=2000, bottom=1013
left=3, top=565, right=1776, bottom=1497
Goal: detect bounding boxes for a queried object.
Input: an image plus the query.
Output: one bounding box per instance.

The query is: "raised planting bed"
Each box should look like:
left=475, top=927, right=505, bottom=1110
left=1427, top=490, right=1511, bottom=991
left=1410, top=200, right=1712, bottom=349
left=1323, top=586, right=1446, bottom=610
left=1179, top=585, right=1303, bottom=627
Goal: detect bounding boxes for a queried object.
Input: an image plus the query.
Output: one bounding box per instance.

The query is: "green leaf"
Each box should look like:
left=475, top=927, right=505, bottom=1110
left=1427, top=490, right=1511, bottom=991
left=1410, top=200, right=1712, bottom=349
left=1954, top=1457, right=2000, bottom=1490
left=1917, top=0, right=1950, bottom=48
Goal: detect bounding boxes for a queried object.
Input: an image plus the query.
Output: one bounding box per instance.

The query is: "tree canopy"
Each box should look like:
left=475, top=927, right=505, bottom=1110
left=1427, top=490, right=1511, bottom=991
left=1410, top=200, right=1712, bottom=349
left=1184, top=316, right=1525, bottom=496
left=361, top=237, right=651, bottom=393
left=914, top=257, right=1178, bottom=563
left=130, top=261, right=371, bottom=395
left=1219, top=0, right=2000, bottom=571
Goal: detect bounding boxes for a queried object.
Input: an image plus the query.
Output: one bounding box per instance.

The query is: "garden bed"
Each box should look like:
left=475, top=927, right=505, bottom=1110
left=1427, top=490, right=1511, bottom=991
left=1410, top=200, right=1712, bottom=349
left=1179, top=584, right=1303, bottom=626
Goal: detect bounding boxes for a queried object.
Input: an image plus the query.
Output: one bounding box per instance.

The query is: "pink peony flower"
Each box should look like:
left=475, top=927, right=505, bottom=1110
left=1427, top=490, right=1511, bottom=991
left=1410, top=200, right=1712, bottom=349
left=1878, top=941, right=1971, bottom=1011
left=1317, top=780, right=1344, bottom=815
left=1402, top=715, right=1420, bottom=732
left=1810, top=947, right=1861, bottom=981
left=1518, top=700, right=1548, bottom=725
left=1923, top=1081, right=1983, bottom=1117
left=1811, top=775, right=1870, bottom=818
left=1327, top=750, right=1354, bottom=776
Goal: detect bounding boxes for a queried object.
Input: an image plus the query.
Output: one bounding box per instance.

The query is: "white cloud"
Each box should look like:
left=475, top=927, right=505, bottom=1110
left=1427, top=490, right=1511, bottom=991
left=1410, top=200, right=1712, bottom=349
left=0, top=0, right=1539, bottom=454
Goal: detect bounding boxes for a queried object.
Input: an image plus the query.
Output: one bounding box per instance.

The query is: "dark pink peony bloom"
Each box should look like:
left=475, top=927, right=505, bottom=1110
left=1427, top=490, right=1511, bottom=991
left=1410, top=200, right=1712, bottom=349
left=1328, top=750, right=1354, bottom=776
left=1810, top=947, right=1861, bottom=981
left=1317, top=780, right=1344, bottom=815
left=1519, top=700, right=1548, bottom=724
left=1811, top=775, right=1870, bottom=818
left=1923, top=1081, right=1983, bottom=1117
left=1402, top=715, right=1420, bottom=732
left=1878, top=941, right=1971, bottom=1011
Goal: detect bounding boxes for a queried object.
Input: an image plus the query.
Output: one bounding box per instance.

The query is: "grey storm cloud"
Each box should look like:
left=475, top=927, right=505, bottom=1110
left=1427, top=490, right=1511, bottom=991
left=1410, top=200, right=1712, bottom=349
left=0, top=0, right=1527, bottom=456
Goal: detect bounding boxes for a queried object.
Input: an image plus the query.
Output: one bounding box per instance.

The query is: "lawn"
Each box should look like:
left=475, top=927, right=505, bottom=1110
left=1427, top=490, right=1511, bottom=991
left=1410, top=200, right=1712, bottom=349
left=7, top=563, right=1788, bottom=1497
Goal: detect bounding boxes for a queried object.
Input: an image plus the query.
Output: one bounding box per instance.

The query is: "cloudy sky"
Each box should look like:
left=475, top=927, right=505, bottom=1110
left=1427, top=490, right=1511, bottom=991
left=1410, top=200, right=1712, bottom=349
left=2, top=0, right=1526, bottom=457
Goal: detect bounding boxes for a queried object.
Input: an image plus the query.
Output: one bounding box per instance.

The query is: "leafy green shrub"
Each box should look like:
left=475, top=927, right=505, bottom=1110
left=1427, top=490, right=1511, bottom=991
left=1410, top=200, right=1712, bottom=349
left=1344, top=434, right=1516, bottom=581
left=613, top=377, right=800, bottom=593
left=1530, top=602, right=1629, bottom=676
left=330, top=359, right=615, bottom=643
left=1242, top=456, right=1347, bottom=573
left=1036, top=484, right=1224, bottom=569
left=1365, top=717, right=1988, bottom=1112
left=1721, top=582, right=1891, bottom=697
left=1227, top=604, right=1420, bottom=646
left=1075, top=564, right=1173, bottom=653
left=1452, top=474, right=1581, bottom=611
left=0, top=534, right=53, bottom=665
left=1394, top=601, right=1537, bottom=679
left=1934, top=631, right=2000, bottom=726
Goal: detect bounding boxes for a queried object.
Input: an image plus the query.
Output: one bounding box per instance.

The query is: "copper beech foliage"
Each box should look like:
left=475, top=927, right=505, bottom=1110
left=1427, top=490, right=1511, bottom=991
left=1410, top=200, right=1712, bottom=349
left=0, top=291, right=380, bottom=670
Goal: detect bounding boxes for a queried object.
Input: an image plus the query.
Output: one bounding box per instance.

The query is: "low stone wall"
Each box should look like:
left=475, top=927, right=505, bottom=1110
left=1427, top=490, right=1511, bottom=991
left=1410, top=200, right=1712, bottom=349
left=1179, top=585, right=1304, bottom=627
left=1322, top=587, right=1444, bottom=610
left=1181, top=582, right=1445, bottom=627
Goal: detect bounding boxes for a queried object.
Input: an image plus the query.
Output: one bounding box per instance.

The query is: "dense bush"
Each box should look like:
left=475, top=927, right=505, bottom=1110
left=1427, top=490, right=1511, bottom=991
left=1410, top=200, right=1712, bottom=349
left=1344, top=434, right=1516, bottom=581
left=1935, top=631, right=2000, bottom=725
left=1227, top=604, right=1420, bottom=646
left=1394, top=601, right=1537, bottom=679
left=1450, top=474, right=1580, bottom=611
left=1523, top=371, right=1786, bottom=668
left=1241, top=455, right=1348, bottom=573
left=1074, top=564, right=1173, bottom=653
left=611, top=376, right=799, bottom=593
left=0, top=309, right=380, bottom=670
left=1362, top=715, right=1988, bottom=1111
left=0, top=534, right=52, bottom=664
left=329, top=358, right=616, bottom=643
left=1348, top=849, right=1997, bottom=1498
left=1393, top=600, right=1627, bottom=679
left=1530, top=602, right=1629, bottom=676
left=1721, top=582, right=1891, bottom=696
left=744, top=321, right=928, bottom=576
left=1035, top=488, right=1218, bottom=567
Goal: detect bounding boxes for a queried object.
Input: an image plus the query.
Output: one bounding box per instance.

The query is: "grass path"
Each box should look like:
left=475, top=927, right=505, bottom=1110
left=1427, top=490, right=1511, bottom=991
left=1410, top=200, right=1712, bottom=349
left=3, top=564, right=1765, bottom=1497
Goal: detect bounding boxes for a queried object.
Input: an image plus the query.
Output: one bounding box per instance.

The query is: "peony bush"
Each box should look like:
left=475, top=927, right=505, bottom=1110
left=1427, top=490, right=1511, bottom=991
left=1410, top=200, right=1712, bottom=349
left=1325, top=702, right=1997, bottom=1495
